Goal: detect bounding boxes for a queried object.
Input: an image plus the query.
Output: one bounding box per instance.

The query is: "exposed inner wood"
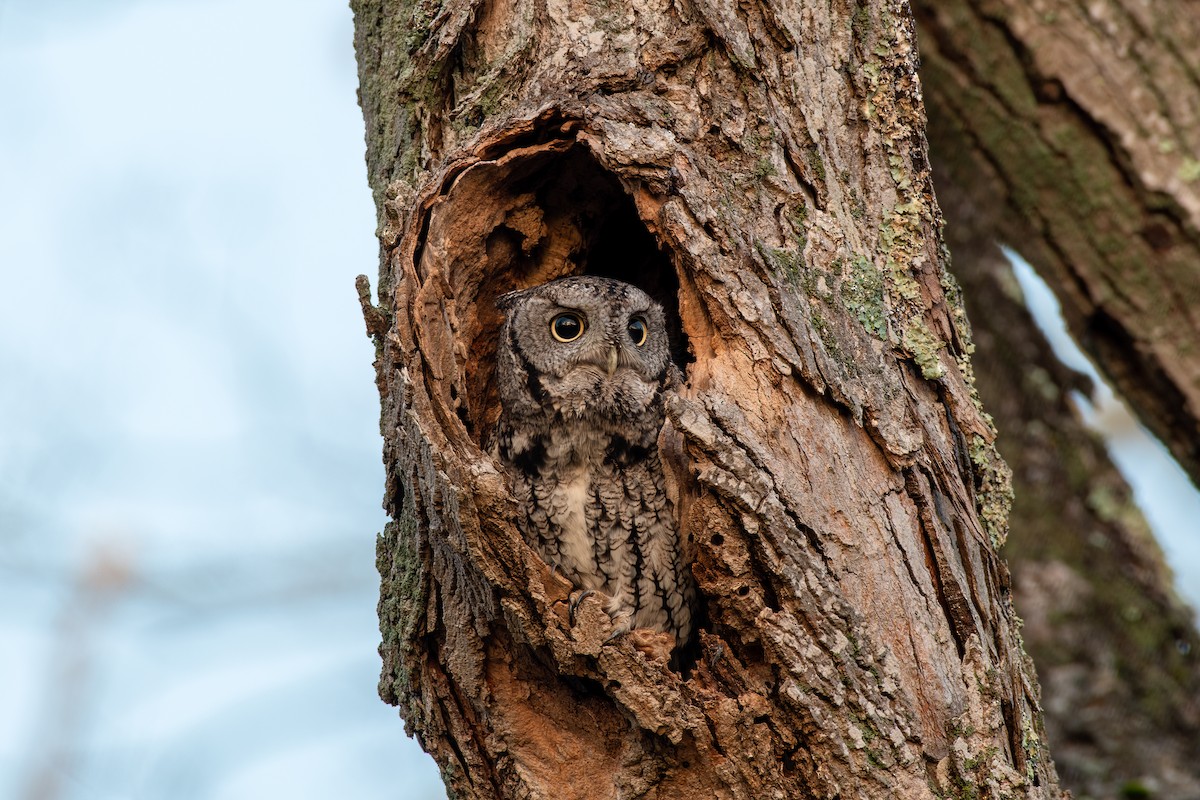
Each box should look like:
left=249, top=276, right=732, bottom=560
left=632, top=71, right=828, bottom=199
left=354, top=0, right=1068, bottom=796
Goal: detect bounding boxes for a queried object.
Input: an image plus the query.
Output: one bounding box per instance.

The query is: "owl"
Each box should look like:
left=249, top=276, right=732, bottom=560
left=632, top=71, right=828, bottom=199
left=494, top=275, right=695, bottom=649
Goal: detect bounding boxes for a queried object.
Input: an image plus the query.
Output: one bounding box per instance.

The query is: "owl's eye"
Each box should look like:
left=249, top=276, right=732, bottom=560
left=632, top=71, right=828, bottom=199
left=550, top=312, right=585, bottom=342
left=627, top=316, right=648, bottom=347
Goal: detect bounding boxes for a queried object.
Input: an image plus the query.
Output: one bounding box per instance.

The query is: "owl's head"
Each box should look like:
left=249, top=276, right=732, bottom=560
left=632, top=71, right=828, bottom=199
left=496, top=276, right=671, bottom=421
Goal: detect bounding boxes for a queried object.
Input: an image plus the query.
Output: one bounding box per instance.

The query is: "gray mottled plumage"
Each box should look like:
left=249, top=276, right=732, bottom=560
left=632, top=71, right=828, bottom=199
left=494, top=276, right=695, bottom=646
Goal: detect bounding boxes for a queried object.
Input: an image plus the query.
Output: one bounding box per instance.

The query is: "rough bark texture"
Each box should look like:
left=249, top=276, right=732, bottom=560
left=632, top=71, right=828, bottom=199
left=933, top=172, right=1200, bottom=800
left=353, top=1, right=1062, bottom=797
left=914, top=0, right=1200, bottom=488
left=915, top=3, right=1200, bottom=797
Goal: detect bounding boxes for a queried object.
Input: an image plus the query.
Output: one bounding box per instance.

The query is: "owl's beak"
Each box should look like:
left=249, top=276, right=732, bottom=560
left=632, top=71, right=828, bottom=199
left=606, top=346, right=619, bottom=377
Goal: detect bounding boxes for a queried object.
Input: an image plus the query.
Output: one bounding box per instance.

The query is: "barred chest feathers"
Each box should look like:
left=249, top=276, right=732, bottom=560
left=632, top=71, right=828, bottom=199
left=493, top=276, right=696, bottom=649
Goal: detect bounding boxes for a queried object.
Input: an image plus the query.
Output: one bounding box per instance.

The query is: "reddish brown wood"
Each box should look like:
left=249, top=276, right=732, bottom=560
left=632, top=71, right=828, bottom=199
left=353, top=0, right=1065, bottom=796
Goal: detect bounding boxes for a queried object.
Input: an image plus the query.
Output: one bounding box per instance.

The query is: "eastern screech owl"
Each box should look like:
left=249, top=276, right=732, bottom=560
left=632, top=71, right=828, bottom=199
left=494, top=276, right=695, bottom=647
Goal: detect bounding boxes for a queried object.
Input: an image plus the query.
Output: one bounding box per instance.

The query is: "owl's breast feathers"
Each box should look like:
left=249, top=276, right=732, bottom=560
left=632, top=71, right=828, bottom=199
left=498, top=417, right=694, bottom=644
left=493, top=276, right=693, bottom=644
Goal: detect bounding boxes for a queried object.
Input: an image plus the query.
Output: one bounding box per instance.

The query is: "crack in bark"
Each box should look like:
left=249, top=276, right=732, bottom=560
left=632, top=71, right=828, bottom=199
left=905, top=467, right=969, bottom=660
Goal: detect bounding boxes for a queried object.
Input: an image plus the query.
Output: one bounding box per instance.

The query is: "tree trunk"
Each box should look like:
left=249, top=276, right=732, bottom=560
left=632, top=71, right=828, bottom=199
left=915, top=3, right=1200, bottom=797
left=352, top=0, right=1062, bottom=797
left=914, top=0, right=1200, bottom=487
left=932, top=169, right=1200, bottom=799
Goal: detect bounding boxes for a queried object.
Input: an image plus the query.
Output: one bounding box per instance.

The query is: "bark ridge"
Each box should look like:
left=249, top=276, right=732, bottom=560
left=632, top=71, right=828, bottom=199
left=354, top=0, right=1065, bottom=796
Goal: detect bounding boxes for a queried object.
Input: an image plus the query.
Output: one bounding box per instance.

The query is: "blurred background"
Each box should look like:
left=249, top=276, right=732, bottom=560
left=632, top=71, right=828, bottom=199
left=0, top=1, right=1195, bottom=799
left=0, top=0, right=446, bottom=797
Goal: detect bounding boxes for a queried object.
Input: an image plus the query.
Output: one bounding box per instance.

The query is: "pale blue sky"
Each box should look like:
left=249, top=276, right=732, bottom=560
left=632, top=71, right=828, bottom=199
left=0, top=0, right=444, bottom=797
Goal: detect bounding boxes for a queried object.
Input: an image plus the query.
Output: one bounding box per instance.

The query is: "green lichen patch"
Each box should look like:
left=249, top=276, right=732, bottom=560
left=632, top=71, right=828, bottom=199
left=811, top=309, right=846, bottom=364
left=753, top=156, right=777, bottom=180
left=841, top=255, right=887, bottom=339
left=1177, top=157, right=1200, bottom=183
left=887, top=254, right=922, bottom=301
left=376, top=481, right=428, bottom=705
left=757, top=240, right=804, bottom=286
left=968, top=435, right=1014, bottom=549
left=879, top=200, right=927, bottom=304
left=1019, top=709, right=1044, bottom=787
left=956, top=354, right=996, bottom=432
left=936, top=237, right=976, bottom=354
left=879, top=197, right=962, bottom=387
left=787, top=202, right=809, bottom=252
left=805, top=144, right=827, bottom=184
left=902, top=320, right=946, bottom=380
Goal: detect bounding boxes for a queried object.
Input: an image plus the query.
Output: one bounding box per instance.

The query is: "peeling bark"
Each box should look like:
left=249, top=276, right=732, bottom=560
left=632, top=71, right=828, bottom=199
left=354, top=0, right=1062, bottom=797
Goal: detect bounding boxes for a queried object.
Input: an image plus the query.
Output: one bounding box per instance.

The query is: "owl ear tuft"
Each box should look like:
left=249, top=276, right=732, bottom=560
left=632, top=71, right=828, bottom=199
left=495, top=288, right=528, bottom=314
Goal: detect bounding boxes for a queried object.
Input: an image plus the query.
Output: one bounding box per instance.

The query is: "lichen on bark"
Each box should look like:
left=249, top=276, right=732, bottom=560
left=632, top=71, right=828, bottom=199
left=352, top=0, right=1067, bottom=797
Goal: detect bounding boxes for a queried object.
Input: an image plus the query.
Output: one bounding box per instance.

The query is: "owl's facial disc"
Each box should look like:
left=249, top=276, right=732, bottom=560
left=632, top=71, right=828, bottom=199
left=497, top=276, right=671, bottom=423
left=540, top=305, right=649, bottom=379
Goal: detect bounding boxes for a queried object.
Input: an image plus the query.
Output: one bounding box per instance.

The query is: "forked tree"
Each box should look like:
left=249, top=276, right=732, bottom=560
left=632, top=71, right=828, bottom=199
left=351, top=0, right=1200, bottom=797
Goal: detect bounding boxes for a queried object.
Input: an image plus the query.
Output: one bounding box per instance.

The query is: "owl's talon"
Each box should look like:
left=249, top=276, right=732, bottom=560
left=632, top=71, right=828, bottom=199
left=568, top=589, right=595, bottom=625
left=603, top=609, right=633, bottom=644
left=604, top=626, right=629, bottom=644
left=549, top=561, right=572, bottom=588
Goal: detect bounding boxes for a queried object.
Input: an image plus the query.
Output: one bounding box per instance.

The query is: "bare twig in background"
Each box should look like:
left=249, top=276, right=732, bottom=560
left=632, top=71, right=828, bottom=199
left=22, top=540, right=134, bottom=800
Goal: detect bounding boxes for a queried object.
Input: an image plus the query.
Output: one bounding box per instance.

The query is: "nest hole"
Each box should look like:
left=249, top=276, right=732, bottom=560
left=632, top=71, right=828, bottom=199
left=425, top=142, right=691, bottom=448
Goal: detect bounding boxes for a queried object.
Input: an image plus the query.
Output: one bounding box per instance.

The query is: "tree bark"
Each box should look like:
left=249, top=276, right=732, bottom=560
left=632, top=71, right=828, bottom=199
left=353, top=0, right=1062, bottom=797
left=931, top=169, right=1200, bottom=799
left=914, top=0, right=1200, bottom=487
left=915, top=3, right=1200, bottom=796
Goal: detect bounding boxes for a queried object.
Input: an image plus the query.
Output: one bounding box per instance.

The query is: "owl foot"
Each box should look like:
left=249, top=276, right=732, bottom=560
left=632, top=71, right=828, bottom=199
left=567, top=589, right=596, bottom=626
left=548, top=561, right=573, bottom=588
left=603, top=625, right=628, bottom=644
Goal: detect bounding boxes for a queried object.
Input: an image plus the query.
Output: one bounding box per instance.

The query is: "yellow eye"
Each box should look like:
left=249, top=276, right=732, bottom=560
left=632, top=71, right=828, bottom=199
left=550, top=312, right=585, bottom=342
left=627, top=316, right=648, bottom=347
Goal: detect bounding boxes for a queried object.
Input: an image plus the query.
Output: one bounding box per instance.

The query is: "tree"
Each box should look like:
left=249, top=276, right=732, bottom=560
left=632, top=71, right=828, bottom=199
left=350, top=0, right=1193, bottom=797
left=930, top=172, right=1200, bottom=799
left=917, top=0, right=1200, bottom=485
left=902, top=3, right=1200, bottom=796
left=915, top=2, right=1200, bottom=796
